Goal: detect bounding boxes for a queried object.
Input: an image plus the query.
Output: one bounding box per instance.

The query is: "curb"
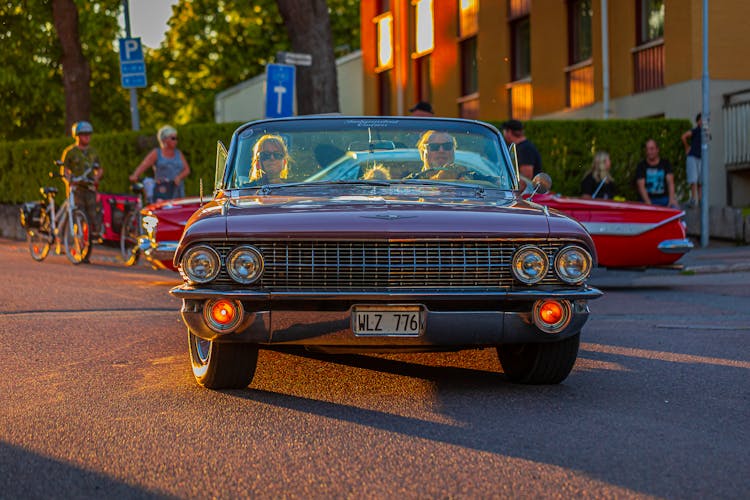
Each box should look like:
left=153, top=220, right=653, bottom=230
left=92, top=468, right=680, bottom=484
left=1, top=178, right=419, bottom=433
left=682, top=262, right=750, bottom=274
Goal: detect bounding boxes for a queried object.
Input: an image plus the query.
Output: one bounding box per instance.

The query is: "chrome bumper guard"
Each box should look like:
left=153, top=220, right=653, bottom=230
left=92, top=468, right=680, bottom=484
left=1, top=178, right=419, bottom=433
left=171, top=286, right=602, bottom=346
left=138, top=235, right=179, bottom=269
left=657, top=238, right=694, bottom=254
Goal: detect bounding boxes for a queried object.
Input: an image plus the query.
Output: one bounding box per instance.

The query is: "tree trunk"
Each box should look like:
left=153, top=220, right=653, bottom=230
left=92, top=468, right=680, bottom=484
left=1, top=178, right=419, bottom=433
left=51, top=0, right=91, bottom=134
left=275, top=0, right=339, bottom=115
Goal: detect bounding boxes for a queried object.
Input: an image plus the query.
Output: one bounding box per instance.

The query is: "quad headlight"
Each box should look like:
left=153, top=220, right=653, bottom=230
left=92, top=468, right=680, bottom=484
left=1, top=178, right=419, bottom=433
left=512, top=245, right=549, bottom=284
left=226, top=245, right=264, bottom=284
left=554, top=245, right=593, bottom=284
left=181, top=244, right=221, bottom=284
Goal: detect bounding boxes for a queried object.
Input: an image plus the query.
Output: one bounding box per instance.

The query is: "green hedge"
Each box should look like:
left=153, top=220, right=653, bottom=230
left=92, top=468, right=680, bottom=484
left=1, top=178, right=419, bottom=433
left=0, top=118, right=690, bottom=204
left=488, top=118, right=691, bottom=201
left=0, top=122, right=242, bottom=204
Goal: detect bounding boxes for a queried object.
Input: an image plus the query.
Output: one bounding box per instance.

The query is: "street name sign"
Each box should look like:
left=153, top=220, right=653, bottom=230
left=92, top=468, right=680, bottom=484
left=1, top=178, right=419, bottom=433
left=118, top=37, right=147, bottom=88
left=276, top=51, right=313, bottom=66
left=265, top=63, right=295, bottom=118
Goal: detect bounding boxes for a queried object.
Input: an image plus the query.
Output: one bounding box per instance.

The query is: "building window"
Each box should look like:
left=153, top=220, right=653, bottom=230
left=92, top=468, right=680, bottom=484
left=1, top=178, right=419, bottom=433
left=460, top=36, right=478, bottom=96
left=637, top=0, right=664, bottom=44
left=413, top=0, right=434, bottom=57
left=415, top=55, right=432, bottom=103
left=568, top=0, right=592, bottom=64
left=507, top=81, right=532, bottom=120
left=566, top=0, right=594, bottom=108
left=459, top=0, right=478, bottom=38
left=378, top=70, right=392, bottom=115
left=633, top=0, right=664, bottom=92
left=510, top=15, right=530, bottom=81
left=375, top=13, right=394, bottom=71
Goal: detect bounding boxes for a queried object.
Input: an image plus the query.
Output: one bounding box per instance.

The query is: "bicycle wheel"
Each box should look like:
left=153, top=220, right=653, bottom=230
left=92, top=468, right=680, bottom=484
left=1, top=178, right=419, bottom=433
left=27, top=228, right=51, bottom=261
left=120, top=210, right=141, bottom=266
left=63, top=209, right=91, bottom=264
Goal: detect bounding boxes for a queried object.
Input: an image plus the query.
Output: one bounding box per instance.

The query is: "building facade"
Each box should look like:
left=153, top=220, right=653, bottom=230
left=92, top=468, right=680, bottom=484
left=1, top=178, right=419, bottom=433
left=360, top=0, right=750, bottom=207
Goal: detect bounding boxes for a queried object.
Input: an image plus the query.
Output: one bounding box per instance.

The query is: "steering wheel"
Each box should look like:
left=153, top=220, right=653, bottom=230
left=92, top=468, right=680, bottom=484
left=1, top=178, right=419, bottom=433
left=411, top=165, right=469, bottom=181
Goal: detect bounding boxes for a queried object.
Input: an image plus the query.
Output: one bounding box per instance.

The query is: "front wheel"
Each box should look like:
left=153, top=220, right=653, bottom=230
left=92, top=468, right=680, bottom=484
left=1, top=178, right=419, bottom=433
left=63, top=209, right=90, bottom=264
left=188, top=330, right=259, bottom=389
left=496, top=333, right=580, bottom=384
left=120, top=211, right=140, bottom=266
left=27, top=228, right=51, bottom=261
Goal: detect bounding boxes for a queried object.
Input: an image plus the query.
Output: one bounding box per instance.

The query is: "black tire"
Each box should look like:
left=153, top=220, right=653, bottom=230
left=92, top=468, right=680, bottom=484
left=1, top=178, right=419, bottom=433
left=188, top=330, right=259, bottom=389
left=120, top=211, right=140, bottom=266
left=27, top=228, right=51, bottom=261
left=63, top=209, right=90, bottom=264
left=496, top=333, right=580, bottom=385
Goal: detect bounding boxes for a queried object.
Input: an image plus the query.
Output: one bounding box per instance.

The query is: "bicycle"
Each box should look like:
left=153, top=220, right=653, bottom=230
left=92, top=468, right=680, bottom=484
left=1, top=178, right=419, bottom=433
left=120, top=181, right=146, bottom=266
left=20, top=162, right=92, bottom=264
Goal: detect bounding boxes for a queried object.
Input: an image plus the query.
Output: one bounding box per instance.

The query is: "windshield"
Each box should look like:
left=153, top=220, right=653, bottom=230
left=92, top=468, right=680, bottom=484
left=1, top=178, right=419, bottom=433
left=224, top=117, right=515, bottom=191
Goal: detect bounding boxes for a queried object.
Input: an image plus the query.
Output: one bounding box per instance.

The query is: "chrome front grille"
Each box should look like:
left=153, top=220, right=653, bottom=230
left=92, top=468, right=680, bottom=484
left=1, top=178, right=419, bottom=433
left=209, top=240, right=569, bottom=290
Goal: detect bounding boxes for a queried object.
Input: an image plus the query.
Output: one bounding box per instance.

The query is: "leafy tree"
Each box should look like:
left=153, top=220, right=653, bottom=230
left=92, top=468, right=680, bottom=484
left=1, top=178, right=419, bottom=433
left=146, top=0, right=360, bottom=125
left=0, top=1, right=130, bottom=140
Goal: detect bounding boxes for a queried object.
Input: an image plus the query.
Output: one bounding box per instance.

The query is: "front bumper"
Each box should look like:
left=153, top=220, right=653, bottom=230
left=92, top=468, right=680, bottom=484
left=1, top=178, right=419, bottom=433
left=170, top=287, right=603, bottom=347
left=138, top=235, right=178, bottom=270
left=658, top=238, right=694, bottom=254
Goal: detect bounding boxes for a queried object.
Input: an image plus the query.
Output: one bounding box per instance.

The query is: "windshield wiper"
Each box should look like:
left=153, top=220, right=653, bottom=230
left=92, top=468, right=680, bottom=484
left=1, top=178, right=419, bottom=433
left=397, top=179, right=487, bottom=198
left=248, top=180, right=391, bottom=195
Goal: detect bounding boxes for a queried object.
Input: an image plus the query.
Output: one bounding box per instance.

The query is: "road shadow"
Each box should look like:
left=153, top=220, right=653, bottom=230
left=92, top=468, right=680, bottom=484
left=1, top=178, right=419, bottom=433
left=220, top=343, right=748, bottom=499
left=0, top=441, right=164, bottom=499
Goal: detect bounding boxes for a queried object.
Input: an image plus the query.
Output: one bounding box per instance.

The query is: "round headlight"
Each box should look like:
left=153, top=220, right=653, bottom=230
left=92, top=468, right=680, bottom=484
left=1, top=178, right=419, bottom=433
left=554, top=245, right=593, bottom=284
left=226, top=245, right=264, bottom=284
left=181, top=244, right=221, bottom=284
left=512, top=245, right=549, bottom=284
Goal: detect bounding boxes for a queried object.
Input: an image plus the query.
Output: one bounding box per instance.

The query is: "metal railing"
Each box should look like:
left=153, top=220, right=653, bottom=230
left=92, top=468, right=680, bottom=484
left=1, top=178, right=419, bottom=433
left=633, top=40, right=664, bottom=93
left=723, top=89, right=750, bottom=167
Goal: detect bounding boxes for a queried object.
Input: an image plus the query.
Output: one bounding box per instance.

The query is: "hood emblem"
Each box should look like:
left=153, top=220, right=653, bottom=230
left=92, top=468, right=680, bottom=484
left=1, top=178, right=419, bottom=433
left=361, top=214, right=417, bottom=220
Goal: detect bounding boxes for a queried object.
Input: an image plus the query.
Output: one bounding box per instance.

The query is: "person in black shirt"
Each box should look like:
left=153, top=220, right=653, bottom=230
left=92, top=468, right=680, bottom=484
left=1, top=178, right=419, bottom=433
left=681, top=113, right=703, bottom=206
left=581, top=151, right=617, bottom=200
left=502, top=119, right=542, bottom=189
left=635, top=139, right=677, bottom=207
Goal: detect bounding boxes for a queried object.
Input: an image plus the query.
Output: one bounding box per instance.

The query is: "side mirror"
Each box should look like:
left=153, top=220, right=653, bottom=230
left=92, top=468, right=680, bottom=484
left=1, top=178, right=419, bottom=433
left=531, top=173, right=552, bottom=195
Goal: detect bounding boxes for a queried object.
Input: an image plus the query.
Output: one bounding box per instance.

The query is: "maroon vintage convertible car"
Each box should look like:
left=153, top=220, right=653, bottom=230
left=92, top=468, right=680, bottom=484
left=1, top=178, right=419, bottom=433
left=166, top=116, right=603, bottom=389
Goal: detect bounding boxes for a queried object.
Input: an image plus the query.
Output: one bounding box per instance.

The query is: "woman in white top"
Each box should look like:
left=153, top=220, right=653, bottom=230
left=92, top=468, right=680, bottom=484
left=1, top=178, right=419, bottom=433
left=129, top=125, right=191, bottom=200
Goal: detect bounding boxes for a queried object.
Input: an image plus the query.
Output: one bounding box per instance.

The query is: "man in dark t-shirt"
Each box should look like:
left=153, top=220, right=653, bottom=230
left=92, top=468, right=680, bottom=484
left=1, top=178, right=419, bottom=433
left=635, top=139, right=677, bottom=207
left=681, top=113, right=703, bottom=205
left=502, top=120, right=542, bottom=188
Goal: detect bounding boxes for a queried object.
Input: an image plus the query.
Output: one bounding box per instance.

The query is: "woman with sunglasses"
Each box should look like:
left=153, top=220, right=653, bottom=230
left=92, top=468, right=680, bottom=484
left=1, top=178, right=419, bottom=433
left=248, top=134, right=290, bottom=184
left=413, top=130, right=470, bottom=181
left=129, top=125, right=191, bottom=200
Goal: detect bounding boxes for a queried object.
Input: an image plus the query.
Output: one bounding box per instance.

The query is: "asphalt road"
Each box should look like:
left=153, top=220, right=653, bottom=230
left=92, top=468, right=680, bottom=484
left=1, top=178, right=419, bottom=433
left=1, top=239, right=748, bottom=499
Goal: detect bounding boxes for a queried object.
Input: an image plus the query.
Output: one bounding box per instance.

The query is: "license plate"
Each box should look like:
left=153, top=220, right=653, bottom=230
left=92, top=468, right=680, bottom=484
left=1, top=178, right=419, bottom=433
left=352, top=305, right=424, bottom=337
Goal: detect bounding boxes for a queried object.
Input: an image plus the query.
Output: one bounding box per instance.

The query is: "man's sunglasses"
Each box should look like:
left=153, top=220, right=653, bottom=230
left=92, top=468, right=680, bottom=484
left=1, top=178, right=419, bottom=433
left=259, top=151, right=285, bottom=161
left=168, top=136, right=178, bottom=140
left=426, top=142, right=454, bottom=152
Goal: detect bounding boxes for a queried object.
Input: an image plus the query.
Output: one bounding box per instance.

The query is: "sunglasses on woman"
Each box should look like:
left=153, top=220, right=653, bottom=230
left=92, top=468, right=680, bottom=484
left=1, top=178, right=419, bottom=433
left=259, top=151, right=285, bottom=161
left=426, top=142, right=454, bottom=152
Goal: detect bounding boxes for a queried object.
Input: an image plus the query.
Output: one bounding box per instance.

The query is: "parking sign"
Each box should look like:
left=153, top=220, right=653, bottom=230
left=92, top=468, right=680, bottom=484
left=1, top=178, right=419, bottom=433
left=265, top=63, right=295, bottom=118
left=118, top=37, right=147, bottom=88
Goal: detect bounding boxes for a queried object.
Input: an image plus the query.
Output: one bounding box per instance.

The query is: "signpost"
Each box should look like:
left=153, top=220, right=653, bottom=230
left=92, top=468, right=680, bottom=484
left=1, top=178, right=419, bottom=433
left=265, top=63, right=296, bottom=118
left=119, top=37, right=147, bottom=88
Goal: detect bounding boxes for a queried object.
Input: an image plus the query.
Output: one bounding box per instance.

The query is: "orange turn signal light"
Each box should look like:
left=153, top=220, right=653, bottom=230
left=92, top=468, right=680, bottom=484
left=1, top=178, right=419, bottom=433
left=210, top=300, right=237, bottom=325
left=539, top=300, right=564, bottom=325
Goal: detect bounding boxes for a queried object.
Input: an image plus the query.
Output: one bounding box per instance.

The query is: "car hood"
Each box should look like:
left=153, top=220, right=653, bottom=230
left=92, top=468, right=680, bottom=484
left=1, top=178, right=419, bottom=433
left=177, top=194, right=596, bottom=265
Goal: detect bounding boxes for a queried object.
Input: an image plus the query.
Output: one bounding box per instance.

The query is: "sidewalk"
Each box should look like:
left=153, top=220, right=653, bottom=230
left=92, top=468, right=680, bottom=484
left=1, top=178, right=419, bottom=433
left=678, top=238, right=750, bottom=274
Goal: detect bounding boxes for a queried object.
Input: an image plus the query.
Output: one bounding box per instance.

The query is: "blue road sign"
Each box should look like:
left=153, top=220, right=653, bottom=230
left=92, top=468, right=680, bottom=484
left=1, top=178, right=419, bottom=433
left=118, top=37, right=147, bottom=89
left=265, top=63, right=295, bottom=118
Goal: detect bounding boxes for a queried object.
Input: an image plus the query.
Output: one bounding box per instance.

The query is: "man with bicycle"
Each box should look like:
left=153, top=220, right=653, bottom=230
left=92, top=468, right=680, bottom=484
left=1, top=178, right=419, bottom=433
left=61, top=121, right=103, bottom=263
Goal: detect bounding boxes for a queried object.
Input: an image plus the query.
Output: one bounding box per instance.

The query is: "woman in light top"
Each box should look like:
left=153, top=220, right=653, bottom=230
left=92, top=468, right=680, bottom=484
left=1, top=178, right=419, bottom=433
left=129, top=125, right=191, bottom=200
